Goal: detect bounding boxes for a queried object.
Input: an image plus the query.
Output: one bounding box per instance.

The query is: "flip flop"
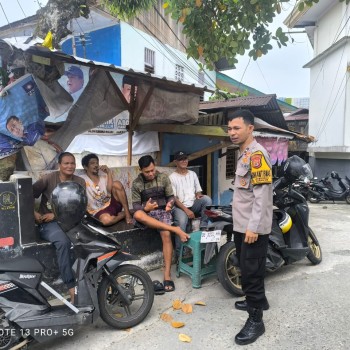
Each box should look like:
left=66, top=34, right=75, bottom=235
left=153, top=280, right=165, bottom=295
left=163, top=280, right=175, bottom=292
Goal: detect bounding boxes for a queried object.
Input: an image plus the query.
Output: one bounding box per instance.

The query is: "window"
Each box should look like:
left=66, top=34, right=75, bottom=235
left=175, top=64, right=184, bottom=81
left=144, top=48, right=155, bottom=74
left=226, top=148, right=237, bottom=179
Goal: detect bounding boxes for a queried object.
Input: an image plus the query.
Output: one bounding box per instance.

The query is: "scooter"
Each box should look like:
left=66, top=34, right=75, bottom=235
left=210, top=156, right=322, bottom=296
left=308, top=171, right=350, bottom=204
left=0, top=182, right=154, bottom=349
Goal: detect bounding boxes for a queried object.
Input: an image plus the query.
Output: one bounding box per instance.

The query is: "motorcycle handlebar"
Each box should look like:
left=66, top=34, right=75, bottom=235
left=273, top=177, right=288, bottom=191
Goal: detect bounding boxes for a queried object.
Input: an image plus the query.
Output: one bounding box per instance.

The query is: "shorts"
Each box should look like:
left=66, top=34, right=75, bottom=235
left=148, top=209, right=172, bottom=225
left=94, top=195, right=122, bottom=219
left=134, top=209, right=173, bottom=231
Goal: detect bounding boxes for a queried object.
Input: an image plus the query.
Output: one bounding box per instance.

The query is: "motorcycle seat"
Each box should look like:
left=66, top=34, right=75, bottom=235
left=0, top=257, right=44, bottom=273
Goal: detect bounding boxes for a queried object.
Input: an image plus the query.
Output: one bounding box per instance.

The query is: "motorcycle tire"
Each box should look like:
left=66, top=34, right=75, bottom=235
left=306, top=229, right=322, bottom=265
left=346, top=194, right=350, bottom=204
left=308, top=196, right=320, bottom=203
left=98, top=264, right=154, bottom=329
left=216, top=242, right=244, bottom=296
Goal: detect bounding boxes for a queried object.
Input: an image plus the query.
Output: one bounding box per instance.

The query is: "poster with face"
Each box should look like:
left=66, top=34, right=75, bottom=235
left=44, top=64, right=90, bottom=123
left=85, top=73, right=137, bottom=135
left=0, top=74, right=48, bottom=159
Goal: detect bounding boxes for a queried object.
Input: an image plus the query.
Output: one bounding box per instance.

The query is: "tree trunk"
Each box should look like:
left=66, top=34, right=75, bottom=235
left=35, top=0, right=94, bottom=47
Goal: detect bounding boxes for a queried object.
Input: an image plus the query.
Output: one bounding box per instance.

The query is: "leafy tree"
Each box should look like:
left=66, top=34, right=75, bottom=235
left=34, top=0, right=350, bottom=69
left=209, top=88, right=248, bottom=101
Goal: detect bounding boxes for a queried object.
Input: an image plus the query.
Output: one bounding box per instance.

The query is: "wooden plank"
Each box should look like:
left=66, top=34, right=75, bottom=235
left=131, top=84, right=155, bottom=130
left=136, top=124, right=228, bottom=137
left=206, top=153, right=212, bottom=197
left=165, top=140, right=232, bottom=167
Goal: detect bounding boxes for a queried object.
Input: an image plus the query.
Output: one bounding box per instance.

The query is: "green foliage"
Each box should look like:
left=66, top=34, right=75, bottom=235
left=59, top=0, right=349, bottom=69
left=209, top=88, right=248, bottom=101
left=105, top=0, right=156, bottom=20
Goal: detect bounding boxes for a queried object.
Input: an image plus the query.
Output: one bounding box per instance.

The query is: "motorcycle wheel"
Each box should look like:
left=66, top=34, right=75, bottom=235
left=216, top=242, right=244, bottom=296
left=306, top=229, right=322, bottom=265
left=0, top=314, right=18, bottom=350
left=98, top=264, right=154, bottom=329
left=346, top=194, right=350, bottom=204
left=308, top=196, right=320, bottom=203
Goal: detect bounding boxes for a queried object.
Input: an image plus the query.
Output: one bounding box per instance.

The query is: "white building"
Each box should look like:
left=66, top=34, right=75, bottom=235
left=285, top=0, right=350, bottom=176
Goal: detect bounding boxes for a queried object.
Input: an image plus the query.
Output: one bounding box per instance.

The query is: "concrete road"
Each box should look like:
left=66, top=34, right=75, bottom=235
left=32, top=203, right=350, bottom=350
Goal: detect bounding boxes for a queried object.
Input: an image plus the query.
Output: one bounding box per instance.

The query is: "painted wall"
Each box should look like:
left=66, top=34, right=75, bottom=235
left=307, top=2, right=350, bottom=172
left=308, top=47, right=349, bottom=148
left=120, top=22, right=216, bottom=91
left=159, top=133, right=221, bottom=204
left=314, top=3, right=345, bottom=55
left=61, top=25, right=121, bottom=65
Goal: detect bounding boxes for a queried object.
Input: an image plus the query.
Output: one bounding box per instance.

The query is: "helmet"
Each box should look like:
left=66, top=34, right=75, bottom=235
left=51, top=182, right=87, bottom=232
left=283, top=155, right=313, bottom=181
left=275, top=210, right=292, bottom=234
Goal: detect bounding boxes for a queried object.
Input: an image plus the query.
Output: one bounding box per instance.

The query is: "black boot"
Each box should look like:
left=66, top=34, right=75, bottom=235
left=235, top=299, right=269, bottom=311
left=235, top=307, right=265, bottom=345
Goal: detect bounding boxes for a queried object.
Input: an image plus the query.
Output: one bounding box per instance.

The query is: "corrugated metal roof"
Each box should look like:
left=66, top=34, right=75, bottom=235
left=199, top=95, right=288, bottom=130
left=0, top=37, right=210, bottom=95
left=285, top=115, right=308, bottom=121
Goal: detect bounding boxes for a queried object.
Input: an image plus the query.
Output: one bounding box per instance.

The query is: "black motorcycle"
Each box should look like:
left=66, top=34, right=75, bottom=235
left=308, top=171, right=350, bottom=204
left=0, top=182, right=154, bottom=349
left=210, top=156, right=322, bottom=296
left=291, top=178, right=311, bottom=200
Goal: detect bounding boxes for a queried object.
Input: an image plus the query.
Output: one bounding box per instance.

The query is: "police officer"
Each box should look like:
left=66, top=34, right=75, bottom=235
left=227, top=109, right=273, bottom=346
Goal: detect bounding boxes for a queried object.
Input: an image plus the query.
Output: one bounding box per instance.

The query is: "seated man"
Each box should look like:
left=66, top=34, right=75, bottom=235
left=169, top=151, right=212, bottom=255
left=81, top=153, right=132, bottom=226
left=33, top=152, right=86, bottom=302
left=132, top=155, right=190, bottom=292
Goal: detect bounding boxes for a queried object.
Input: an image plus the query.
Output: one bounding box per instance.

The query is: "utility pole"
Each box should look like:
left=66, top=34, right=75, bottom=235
left=70, top=20, right=76, bottom=56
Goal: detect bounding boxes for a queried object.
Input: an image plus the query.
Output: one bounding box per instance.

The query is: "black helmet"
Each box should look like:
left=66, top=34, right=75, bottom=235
left=51, top=182, right=87, bottom=232
left=283, top=155, right=313, bottom=181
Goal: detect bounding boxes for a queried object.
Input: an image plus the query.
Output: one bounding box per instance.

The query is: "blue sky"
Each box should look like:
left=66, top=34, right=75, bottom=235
left=0, top=0, right=312, bottom=98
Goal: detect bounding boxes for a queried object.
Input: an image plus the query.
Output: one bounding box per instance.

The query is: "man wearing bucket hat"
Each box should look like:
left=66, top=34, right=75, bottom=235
left=169, top=151, right=212, bottom=257
left=64, top=66, right=84, bottom=95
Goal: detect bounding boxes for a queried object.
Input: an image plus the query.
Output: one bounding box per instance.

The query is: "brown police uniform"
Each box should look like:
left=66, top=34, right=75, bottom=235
left=232, top=139, right=273, bottom=309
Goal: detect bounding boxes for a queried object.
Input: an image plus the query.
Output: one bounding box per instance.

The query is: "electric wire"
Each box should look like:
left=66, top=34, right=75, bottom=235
left=313, top=10, right=350, bottom=139
left=0, top=3, right=17, bottom=42
left=139, top=11, right=217, bottom=88
left=16, top=0, right=26, bottom=18
left=133, top=16, right=215, bottom=88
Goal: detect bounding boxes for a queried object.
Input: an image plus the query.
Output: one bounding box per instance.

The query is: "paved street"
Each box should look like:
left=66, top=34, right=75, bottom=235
left=33, top=203, right=350, bottom=350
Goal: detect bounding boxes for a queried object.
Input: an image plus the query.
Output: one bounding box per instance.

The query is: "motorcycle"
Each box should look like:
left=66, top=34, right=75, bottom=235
left=308, top=171, right=350, bottom=204
left=291, top=177, right=311, bottom=200
left=208, top=156, right=322, bottom=296
left=0, top=182, right=154, bottom=349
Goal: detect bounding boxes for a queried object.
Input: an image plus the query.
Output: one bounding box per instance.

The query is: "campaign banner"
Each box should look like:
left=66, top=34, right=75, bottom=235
left=256, top=136, right=289, bottom=166
left=0, top=74, right=48, bottom=159
left=44, top=63, right=90, bottom=123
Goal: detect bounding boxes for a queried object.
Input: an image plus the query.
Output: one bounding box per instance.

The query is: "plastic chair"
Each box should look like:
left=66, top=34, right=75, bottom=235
left=176, top=231, right=217, bottom=288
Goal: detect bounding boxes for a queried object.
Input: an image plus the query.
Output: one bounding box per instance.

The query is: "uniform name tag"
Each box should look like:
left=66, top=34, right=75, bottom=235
left=250, top=151, right=272, bottom=185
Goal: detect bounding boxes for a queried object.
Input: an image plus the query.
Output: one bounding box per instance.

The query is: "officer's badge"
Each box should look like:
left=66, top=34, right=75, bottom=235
left=251, top=153, right=262, bottom=168
left=240, top=178, right=247, bottom=186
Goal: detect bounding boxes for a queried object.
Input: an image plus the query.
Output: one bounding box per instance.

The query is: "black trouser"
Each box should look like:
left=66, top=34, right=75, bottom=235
left=234, top=231, right=269, bottom=309
left=39, top=221, right=75, bottom=289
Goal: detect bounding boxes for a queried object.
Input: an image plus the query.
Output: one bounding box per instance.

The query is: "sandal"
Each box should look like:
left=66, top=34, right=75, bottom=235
left=153, top=280, right=165, bottom=295
left=163, top=280, right=175, bottom=292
